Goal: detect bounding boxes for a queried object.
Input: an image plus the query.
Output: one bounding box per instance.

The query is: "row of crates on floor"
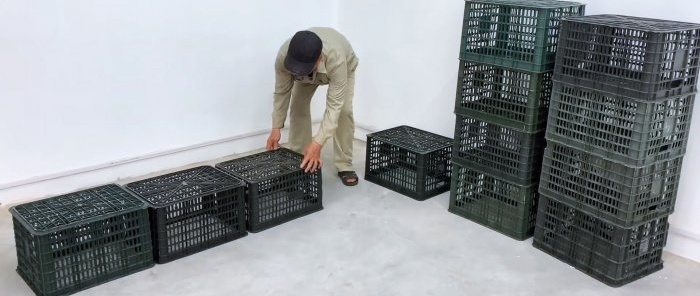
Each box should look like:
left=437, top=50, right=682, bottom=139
left=10, top=149, right=322, bottom=296
left=533, top=13, right=700, bottom=287
left=448, top=0, right=587, bottom=240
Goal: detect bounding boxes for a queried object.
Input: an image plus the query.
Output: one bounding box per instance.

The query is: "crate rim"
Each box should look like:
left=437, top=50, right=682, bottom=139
left=9, top=185, right=148, bottom=236
left=366, top=125, right=453, bottom=153
left=552, top=79, right=699, bottom=102
left=124, top=165, right=246, bottom=207
left=465, top=0, right=585, bottom=9
left=562, top=14, right=700, bottom=32
left=215, top=148, right=319, bottom=184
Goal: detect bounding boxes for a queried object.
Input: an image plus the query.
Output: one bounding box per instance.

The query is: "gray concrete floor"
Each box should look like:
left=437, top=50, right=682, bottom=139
left=1, top=140, right=700, bottom=296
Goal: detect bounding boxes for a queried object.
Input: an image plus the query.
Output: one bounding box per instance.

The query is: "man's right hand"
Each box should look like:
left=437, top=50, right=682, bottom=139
left=266, top=128, right=282, bottom=150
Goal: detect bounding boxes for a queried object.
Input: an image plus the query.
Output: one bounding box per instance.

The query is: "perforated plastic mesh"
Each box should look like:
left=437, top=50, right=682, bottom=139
left=126, top=166, right=244, bottom=206
left=546, top=83, right=695, bottom=166
left=533, top=196, right=668, bottom=286
left=539, top=142, right=682, bottom=227
left=455, top=60, right=554, bottom=132
left=563, top=14, right=700, bottom=32
left=461, top=0, right=585, bottom=72
left=11, top=184, right=145, bottom=233
left=367, top=126, right=453, bottom=154
left=216, top=148, right=303, bottom=183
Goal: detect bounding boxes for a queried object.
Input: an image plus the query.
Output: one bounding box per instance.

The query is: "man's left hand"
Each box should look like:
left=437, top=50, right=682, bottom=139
left=300, top=141, right=323, bottom=173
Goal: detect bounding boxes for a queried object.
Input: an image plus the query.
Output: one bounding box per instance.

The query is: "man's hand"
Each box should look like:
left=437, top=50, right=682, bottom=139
left=266, top=128, right=281, bottom=151
left=300, top=141, right=323, bottom=173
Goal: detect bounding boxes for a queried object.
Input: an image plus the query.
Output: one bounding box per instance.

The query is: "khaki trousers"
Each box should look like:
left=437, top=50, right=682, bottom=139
left=287, top=72, right=355, bottom=172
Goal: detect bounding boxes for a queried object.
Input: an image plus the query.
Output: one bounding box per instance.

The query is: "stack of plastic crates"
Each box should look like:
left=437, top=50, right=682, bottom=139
left=534, top=15, right=700, bottom=286
left=449, top=0, right=585, bottom=240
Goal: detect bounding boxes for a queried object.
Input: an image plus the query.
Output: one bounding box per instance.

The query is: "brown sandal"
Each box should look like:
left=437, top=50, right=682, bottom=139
left=338, top=171, right=359, bottom=186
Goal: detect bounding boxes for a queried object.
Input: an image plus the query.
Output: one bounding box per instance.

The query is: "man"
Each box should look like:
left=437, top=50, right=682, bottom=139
left=266, top=28, right=359, bottom=186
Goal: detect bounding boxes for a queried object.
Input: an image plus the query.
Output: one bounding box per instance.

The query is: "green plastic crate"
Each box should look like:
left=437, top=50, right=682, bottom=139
left=216, top=148, right=323, bottom=233
left=540, top=141, right=683, bottom=227
left=460, top=0, right=585, bottom=72
left=455, top=60, right=554, bottom=132
left=365, top=126, right=453, bottom=201
left=546, top=82, right=695, bottom=166
left=10, top=184, right=154, bottom=296
left=554, top=15, right=700, bottom=101
left=448, top=161, right=538, bottom=240
left=125, top=166, right=247, bottom=263
left=534, top=195, right=668, bottom=287
left=453, top=115, right=546, bottom=184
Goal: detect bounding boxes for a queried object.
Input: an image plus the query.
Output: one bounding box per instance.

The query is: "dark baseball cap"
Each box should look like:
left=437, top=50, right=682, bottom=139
left=284, top=31, right=322, bottom=76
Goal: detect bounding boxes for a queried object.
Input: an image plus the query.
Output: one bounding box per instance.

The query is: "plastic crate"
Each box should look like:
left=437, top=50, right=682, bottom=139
left=460, top=0, right=585, bottom=72
left=125, top=166, right=247, bottom=263
left=453, top=115, right=546, bottom=184
left=364, top=126, right=453, bottom=200
left=554, top=15, right=700, bottom=100
left=455, top=60, right=554, bottom=132
left=539, top=142, right=683, bottom=227
left=533, top=195, right=668, bottom=287
left=546, top=82, right=695, bottom=166
left=216, top=148, right=323, bottom=233
left=10, top=184, right=154, bottom=296
left=448, top=161, right=538, bottom=240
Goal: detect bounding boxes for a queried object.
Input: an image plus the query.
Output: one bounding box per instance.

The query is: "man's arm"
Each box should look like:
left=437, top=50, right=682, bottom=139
left=313, top=58, right=348, bottom=146
left=272, top=50, right=293, bottom=129
left=267, top=47, right=293, bottom=151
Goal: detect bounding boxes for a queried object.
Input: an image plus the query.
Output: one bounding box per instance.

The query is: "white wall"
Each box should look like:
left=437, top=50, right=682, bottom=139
left=0, top=0, right=334, bottom=195
left=338, top=0, right=700, bottom=261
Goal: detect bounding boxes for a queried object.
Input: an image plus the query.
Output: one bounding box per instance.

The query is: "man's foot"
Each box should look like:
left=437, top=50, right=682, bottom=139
left=337, top=171, right=359, bottom=186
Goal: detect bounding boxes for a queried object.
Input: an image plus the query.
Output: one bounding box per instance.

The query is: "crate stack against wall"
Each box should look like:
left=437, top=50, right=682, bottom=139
left=448, top=0, right=585, bottom=240
left=534, top=15, right=700, bottom=286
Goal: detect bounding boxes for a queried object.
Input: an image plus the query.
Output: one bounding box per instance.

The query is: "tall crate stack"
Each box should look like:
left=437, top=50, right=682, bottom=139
left=534, top=15, right=700, bottom=286
left=448, top=0, right=585, bottom=240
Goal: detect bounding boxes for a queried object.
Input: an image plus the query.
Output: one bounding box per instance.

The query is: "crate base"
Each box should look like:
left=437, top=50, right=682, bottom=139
left=448, top=206, right=534, bottom=241
left=365, top=166, right=450, bottom=201
left=533, top=239, right=664, bottom=287
left=248, top=204, right=323, bottom=233
left=156, top=213, right=247, bottom=264
left=17, top=255, right=154, bottom=296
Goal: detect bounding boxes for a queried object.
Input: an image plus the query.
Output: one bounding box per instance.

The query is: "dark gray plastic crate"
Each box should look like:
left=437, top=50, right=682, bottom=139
left=554, top=15, right=700, bottom=100
left=546, top=82, right=695, bottom=166
left=448, top=161, right=539, bottom=240
left=216, top=148, right=323, bottom=233
left=539, top=141, right=683, bottom=227
left=453, top=115, right=546, bottom=184
left=534, top=195, right=668, bottom=287
left=125, top=166, right=247, bottom=263
left=460, top=0, right=585, bottom=72
left=10, top=185, right=154, bottom=296
left=455, top=60, right=554, bottom=132
left=365, top=126, right=453, bottom=200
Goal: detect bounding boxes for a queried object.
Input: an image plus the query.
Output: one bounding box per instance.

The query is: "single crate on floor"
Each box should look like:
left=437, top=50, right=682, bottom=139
left=216, top=148, right=323, bottom=233
left=554, top=15, right=700, bottom=100
left=125, top=166, right=247, bottom=263
left=546, top=82, right=695, bottom=166
left=455, top=60, right=554, bottom=132
left=533, top=195, right=668, bottom=287
left=539, top=141, right=683, bottom=227
left=453, top=115, right=546, bottom=184
left=460, top=0, right=585, bottom=72
left=365, top=125, right=453, bottom=200
left=10, top=184, right=154, bottom=296
left=448, top=161, right=538, bottom=240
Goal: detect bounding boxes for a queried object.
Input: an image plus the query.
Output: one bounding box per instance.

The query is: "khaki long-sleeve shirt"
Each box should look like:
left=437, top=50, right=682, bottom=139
left=272, top=27, right=358, bottom=146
